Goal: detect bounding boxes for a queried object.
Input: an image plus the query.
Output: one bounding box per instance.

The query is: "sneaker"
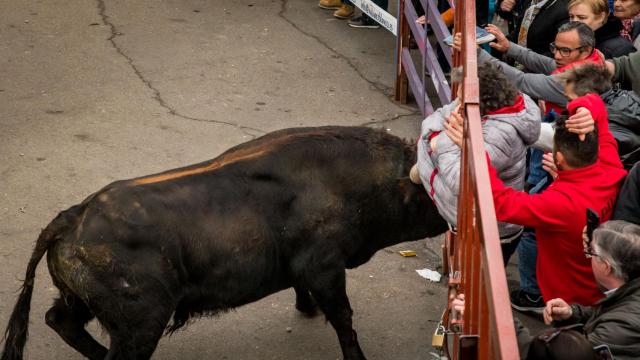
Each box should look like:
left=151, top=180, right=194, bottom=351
left=443, top=26, right=496, bottom=47
left=333, top=4, right=354, bottom=19
left=318, top=0, right=342, bottom=10
left=348, top=15, right=380, bottom=29
left=510, top=289, right=545, bottom=314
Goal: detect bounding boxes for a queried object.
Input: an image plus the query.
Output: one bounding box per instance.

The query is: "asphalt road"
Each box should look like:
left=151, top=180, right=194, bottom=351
left=0, top=0, right=543, bottom=358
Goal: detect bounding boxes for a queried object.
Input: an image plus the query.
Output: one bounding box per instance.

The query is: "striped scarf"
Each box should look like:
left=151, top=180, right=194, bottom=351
left=621, top=14, right=640, bottom=41
left=518, top=0, right=552, bottom=47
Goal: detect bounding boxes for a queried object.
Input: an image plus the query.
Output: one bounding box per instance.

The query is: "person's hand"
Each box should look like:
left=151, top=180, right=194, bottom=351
left=500, top=0, right=516, bottom=12
left=444, top=105, right=464, bottom=147
left=416, top=15, right=426, bottom=25
left=452, top=32, right=462, bottom=52
left=430, top=133, right=440, bottom=152
left=450, top=293, right=465, bottom=316
left=543, top=298, right=572, bottom=325
left=542, top=152, right=558, bottom=179
left=566, top=107, right=595, bottom=141
left=605, top=60, right=615, bottom=77
left=486, top=24, right=510, bottom=53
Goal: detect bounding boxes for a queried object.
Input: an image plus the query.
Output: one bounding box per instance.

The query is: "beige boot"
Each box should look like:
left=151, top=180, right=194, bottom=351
left=333, top=4, right=354, bottom=19
left=318, top=0, right=342, bottom=9
left=409, top=164, right=421, bottom=184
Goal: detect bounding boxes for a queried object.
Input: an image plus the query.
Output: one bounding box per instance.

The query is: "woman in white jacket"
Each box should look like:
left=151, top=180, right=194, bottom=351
left=413, top=63, right=541, bottom=265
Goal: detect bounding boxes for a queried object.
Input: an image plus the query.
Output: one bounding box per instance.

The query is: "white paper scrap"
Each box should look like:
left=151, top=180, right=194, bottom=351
left=416, top=268, right=442, bottom=282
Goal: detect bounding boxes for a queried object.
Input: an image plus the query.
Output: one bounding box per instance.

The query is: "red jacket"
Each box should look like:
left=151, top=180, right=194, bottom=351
left=488, top=94, right=627, bottom=305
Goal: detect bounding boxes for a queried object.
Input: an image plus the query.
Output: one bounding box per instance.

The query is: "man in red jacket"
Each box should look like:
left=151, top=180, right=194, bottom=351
left=445, top=92, right=627, bottom=306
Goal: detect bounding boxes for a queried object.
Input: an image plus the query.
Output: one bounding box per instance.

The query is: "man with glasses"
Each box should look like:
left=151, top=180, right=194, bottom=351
left=543, top=220, right=640, bottom=359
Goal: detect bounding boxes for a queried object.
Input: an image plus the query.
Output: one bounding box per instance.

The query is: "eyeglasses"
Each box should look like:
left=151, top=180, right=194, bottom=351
left=549, top=42, right=584, bottom=57
left=538, top=323, right=585, bottom=345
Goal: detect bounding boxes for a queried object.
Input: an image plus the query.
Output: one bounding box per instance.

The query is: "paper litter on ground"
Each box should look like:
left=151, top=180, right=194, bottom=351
left=416, top=268, right=442, bottom=282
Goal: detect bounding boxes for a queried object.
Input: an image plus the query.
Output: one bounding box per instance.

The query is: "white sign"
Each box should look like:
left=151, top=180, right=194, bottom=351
left=350, top=0, right=397, bottom=35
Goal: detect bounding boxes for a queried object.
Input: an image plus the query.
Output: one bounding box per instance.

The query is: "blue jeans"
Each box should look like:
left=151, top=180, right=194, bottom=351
left=516, top=175, right=552, bottom=296
left=517, top=229, right=540, bottom=295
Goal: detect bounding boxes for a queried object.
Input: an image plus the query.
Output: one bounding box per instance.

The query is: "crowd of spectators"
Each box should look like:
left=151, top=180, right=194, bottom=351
left=408, top=0, right=640, bottom=357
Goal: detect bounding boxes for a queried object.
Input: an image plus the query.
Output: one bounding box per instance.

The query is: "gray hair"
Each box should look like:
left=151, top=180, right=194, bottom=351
left=593, top=220, right=640, bottom=282
left=557, top=22, right=596, bottom=51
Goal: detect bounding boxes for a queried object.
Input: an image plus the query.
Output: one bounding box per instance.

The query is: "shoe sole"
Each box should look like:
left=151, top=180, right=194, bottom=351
left=318, top=4, right=341, bottom=9
left=511, top=303, right=544, bottom=315
left=333, top=13, right=354, bottom=19
left=348, top=24, right=380, bottom=28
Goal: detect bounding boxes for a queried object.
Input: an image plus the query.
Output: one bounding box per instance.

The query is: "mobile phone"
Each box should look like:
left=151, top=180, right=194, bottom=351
left=586, top=208, right=600, bottom=243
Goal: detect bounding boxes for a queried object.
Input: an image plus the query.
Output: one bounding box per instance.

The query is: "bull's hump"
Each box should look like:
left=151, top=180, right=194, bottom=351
left=128, top=129, right=337, bottom=186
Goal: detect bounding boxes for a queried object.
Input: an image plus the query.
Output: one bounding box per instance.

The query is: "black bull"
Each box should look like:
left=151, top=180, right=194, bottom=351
left=1, top=126, right=448, bottom=360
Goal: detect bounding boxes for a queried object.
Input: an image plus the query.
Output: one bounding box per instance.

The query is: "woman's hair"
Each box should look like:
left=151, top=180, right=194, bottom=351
left=568, top=0, right=610, bottom=17
left=477, top=63, right=519, bottom=115
left=449, top=63, right=519, bottom=115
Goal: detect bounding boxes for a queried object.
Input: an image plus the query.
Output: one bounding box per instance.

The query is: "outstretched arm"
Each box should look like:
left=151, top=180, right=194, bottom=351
left=504, top=43, right=558, bottom=75
left=477, top=49, right=567, bottom=106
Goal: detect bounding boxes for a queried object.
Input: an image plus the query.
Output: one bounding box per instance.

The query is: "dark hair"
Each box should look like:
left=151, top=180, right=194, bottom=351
left=557, top=22, right=596, bottom=50
left=527, top=327, right=598, bottom=360
left=594, top=220, right=640, bottom=282
left=553, top=115, right=598, bottom=168
left=560, top=63, right=612, bottom=96
left=478, top=63, right=519, bottom=115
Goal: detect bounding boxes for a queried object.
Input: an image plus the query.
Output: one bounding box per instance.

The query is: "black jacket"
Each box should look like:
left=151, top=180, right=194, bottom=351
left=614, top=162, right=640, bottom=223
left=557, top=277, right=640, bottom=360
left=497, top=0, right=532, bottom=34
left=596, top=17, right=637, bottom=59
left=524, top=0, right=569, bottom=58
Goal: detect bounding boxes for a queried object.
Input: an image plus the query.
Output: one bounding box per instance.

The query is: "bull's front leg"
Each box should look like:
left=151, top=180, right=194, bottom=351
left=294, top=286, right=318, bottom=317
left=305, top=266, right=366, bottom=360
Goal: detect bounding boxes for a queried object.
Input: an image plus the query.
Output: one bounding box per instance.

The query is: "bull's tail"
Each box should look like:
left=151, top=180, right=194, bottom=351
left=1, top=205, right=84, bottom=360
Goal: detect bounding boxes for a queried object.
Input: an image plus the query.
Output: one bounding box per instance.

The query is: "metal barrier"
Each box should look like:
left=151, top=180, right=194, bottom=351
left=395, top=0, right=453, bottom=114
left=394, top=0, right=520, bottom=358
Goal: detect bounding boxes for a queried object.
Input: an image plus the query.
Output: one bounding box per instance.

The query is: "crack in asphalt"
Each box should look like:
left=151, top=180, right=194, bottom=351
left=278, top=0, right=416, bottom=113
left=95, top=0, right=265, bottom=138
left=95, top=0, right=416, bottom=137
left=358, top=111, right=421, bottom=127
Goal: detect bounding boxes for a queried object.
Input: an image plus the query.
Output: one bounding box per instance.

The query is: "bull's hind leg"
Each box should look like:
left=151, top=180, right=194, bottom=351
left=294, top=286, right=318, bottom=317
left=96, top=295, right=175, bottom=360
left=45, top=296, right=108, bottom=360
left=306, top=268, right=366, bottom=360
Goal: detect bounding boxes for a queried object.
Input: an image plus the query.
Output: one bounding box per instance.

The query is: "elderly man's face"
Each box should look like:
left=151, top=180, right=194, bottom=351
left=552, top=29, right=590, bottom=67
